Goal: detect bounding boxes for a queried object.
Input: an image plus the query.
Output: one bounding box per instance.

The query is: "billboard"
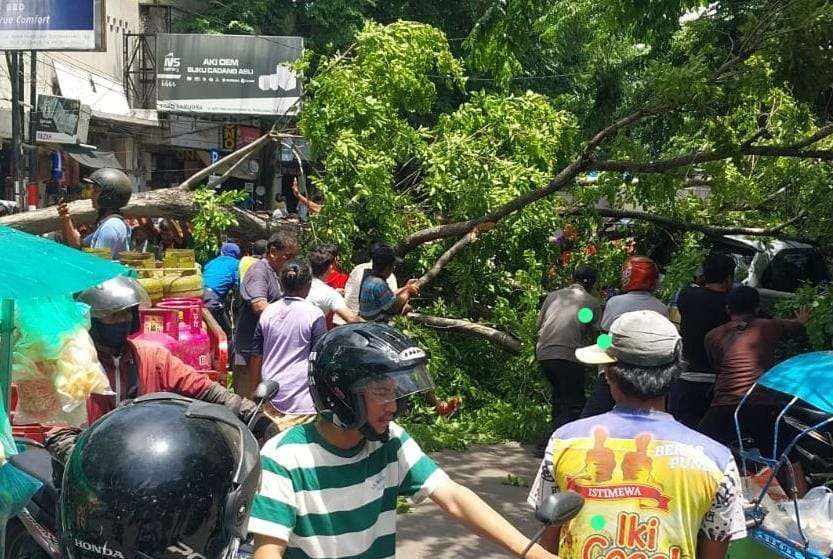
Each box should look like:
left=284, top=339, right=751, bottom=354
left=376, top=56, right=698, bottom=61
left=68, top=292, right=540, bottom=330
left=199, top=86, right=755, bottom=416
left=35, top=95, right=91, bottom=145
left=156, top=34, right=303, bottom=116
left=0, top=0, right=104, bottom=51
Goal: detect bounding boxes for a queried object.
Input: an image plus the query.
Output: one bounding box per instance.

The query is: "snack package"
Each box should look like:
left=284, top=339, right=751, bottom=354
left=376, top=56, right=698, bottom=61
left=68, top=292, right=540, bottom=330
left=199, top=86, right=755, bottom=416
left=12, top=297, right=112, bottom=426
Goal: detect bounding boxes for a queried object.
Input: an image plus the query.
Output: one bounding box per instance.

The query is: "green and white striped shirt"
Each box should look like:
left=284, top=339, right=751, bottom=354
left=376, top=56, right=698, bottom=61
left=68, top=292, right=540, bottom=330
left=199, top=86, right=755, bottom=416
left=248, top=422, right=449, bottom=559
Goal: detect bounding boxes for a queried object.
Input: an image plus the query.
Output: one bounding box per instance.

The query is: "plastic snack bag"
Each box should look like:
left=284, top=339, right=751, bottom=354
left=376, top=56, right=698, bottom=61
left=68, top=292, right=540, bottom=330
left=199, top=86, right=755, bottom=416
left=12, top=297, right=112, bottom=426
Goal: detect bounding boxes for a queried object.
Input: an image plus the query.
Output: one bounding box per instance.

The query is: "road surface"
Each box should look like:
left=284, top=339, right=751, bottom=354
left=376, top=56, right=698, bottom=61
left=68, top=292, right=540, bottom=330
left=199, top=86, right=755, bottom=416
left=397, top=442, right=543, bottom=558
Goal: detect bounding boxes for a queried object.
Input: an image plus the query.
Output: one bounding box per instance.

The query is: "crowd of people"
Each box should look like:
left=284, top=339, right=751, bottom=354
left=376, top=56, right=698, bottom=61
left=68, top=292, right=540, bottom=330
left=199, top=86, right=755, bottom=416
left=53, top=166, right=812, bottom=558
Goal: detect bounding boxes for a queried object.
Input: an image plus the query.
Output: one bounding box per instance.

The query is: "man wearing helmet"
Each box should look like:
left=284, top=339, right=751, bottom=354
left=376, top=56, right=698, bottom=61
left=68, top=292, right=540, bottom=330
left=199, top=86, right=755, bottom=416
left=57, top=168, right=134, bottom=259
left=248, top=323, right=559, bottom=559
left=47, top=277, right=261, bottom=461
left=580, top=256, right=669, bottom=419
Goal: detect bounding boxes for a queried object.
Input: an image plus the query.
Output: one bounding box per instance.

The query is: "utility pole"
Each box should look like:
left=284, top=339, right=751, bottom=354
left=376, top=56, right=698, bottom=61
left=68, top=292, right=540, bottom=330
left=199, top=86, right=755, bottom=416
left=28, top=51, right=37, bottom=190
left=6, top=51, right=21, bottom=206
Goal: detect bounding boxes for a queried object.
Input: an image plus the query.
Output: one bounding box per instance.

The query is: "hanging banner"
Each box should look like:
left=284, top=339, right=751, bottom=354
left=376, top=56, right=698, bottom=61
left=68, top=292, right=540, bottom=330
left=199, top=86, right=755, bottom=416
left=156, top=33, right=303, bottom=116
left=35, top=95, right=91, bottom=145
left=0, top=0, right=105, bottom=51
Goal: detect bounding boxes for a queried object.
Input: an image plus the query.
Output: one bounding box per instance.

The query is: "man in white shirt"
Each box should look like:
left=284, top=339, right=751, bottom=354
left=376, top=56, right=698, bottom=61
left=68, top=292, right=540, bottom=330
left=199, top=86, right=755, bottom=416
left=308, top=248, right=363, bottom=327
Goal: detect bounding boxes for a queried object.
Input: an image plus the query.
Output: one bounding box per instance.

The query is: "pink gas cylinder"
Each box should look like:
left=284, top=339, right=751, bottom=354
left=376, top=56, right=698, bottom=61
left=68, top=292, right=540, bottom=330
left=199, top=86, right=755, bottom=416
left=129, top=308, right=181, bottom=356
left=157, top=297, right=211, bottom=370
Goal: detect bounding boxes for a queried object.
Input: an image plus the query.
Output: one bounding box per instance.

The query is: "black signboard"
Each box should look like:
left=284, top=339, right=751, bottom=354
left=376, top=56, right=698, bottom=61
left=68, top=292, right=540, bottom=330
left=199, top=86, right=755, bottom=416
left=35, top=94, right=90, bottom=144
left=156, top=33, right=303, bottom=116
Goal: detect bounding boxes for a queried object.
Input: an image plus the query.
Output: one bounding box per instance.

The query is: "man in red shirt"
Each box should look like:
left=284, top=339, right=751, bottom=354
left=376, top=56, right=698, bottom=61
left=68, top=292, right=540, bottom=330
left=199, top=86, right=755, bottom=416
left=317, top=243, right=349, bottom=291
left=47, top=277, right=260, bottom=462
left=698, top=285, right=809, bottom=494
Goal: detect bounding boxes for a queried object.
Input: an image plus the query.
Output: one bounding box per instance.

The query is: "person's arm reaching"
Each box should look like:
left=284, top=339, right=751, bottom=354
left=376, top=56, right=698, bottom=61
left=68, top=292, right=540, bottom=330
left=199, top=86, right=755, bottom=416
left=253, top=535, right=287, bottom=559
left=430, top=480, right=558, bottom=559
left=57, top=199, right=82, bottom=248
left=156, top=345, right=259, bottom=421
left=291, top=178, right=322, bottom=214
left=390, top=279, right=419, bottom=315
left=334, top=305, right=364, bottom=323
left=242, top=264, right=273, bottom=316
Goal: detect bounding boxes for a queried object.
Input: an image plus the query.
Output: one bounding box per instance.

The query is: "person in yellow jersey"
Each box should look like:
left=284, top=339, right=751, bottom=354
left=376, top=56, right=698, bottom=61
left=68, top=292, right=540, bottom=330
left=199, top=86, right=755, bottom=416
left=240, top=239, right=268, bottom=280
left=529, top=310, right=746, bottom=559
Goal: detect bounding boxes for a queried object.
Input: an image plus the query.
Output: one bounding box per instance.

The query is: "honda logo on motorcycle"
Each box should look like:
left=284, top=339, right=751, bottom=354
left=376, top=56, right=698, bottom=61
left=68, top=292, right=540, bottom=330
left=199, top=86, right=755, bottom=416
left=167, top=542, right=207, bottom=558
left=73, top=539, right=125, bottom=558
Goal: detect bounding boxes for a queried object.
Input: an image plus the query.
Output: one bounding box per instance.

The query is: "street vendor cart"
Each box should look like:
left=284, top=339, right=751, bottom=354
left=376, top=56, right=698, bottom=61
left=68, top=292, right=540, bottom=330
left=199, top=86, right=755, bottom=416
left=0, top=225, right=131, bottom=558
left=728, top=351, right=833, bottom=559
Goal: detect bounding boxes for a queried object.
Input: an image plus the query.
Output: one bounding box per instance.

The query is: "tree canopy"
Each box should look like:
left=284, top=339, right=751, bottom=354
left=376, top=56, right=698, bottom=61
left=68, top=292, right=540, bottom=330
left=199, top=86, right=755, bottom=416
left=155, top=1, right=833, bottom=443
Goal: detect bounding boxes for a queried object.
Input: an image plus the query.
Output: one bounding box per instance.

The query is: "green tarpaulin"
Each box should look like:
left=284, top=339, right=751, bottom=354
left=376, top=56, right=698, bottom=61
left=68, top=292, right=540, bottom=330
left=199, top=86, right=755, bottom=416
left=0, top=225, right=132, bottom=300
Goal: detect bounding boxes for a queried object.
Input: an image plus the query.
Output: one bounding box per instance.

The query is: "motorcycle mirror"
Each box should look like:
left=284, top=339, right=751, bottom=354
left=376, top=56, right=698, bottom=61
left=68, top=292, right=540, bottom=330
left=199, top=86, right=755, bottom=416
left=536, top=491, right=584, bottom=525
left=254, top=380, right=280, bottom=401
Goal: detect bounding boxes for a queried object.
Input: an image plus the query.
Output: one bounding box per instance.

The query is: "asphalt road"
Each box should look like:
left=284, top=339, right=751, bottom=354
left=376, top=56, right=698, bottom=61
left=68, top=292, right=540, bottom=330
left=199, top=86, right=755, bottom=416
left=397, top=442, right=544, bottom=558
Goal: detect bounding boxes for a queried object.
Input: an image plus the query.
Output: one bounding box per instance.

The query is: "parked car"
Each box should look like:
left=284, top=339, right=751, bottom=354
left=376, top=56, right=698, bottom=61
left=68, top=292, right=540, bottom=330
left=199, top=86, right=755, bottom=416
left=709, top=235, right=831, bottom=310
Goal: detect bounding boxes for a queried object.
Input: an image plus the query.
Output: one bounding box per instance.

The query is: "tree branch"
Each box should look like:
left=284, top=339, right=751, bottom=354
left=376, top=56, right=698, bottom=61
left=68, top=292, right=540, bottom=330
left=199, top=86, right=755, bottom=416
left=585, top=106, right=669, bottom=153
left=415, top=225, right=487, bottom=290
left=594, top=125, right=833, bottom=174
left=0, top=187, right=272, bottom=239
left=406, top=312, right=522, bottom=353
left=396, top=158, right=590, bottom=255
left=564, top=207, right=809, bottom=241
left=206, top=140, right=269, bottom=189
left=179, top=130, right=277, bottom=191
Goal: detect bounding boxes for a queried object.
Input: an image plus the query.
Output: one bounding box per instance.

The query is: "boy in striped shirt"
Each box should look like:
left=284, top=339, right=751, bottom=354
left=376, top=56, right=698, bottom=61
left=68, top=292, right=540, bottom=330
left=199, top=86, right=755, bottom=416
left=249, top=323, right=558, bottom=559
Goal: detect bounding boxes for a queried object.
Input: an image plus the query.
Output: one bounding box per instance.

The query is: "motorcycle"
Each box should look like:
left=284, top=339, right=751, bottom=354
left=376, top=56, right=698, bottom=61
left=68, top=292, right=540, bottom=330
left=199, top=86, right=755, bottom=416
left=5, top=380, right=280, bottom=559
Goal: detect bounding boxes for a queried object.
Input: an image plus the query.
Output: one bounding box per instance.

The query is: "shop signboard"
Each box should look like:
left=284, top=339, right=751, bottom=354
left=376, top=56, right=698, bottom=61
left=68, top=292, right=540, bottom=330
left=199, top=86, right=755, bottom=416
left=35, top=94, right=91, bottom=145
left=0, top=0, right=105, bottom=51
left=156, top=33, right=303, bottom=116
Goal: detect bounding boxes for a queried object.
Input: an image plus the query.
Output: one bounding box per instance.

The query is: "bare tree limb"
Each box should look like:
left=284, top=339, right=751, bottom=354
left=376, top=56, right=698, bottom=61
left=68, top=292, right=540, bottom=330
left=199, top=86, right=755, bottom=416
left=179, top=130, right=276, bottom=191
left=594, top=125, right=833, bottom=173
left=564, top=207, right=809, bottom=241
left=784, top=123, right=833, bottom=150
left=415, top=226, right=486, bottom=290
left=585, top=106, right=669, bottom=153
left=396, top=158, right=590, bottom=255
left=406, top=312, right=522, bottom=353
left=206, top=140, right=269, bottom=189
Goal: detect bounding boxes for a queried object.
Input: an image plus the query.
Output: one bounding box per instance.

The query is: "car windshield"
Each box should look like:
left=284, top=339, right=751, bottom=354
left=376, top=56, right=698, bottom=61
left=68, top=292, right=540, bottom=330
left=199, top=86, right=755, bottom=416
left=761, top=249, right=831, bottom=292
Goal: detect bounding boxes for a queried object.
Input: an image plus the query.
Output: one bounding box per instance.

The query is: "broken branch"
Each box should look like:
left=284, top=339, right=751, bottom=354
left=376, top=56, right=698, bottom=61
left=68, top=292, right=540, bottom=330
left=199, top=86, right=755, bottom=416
left=406, top=312, right=522, bottom=353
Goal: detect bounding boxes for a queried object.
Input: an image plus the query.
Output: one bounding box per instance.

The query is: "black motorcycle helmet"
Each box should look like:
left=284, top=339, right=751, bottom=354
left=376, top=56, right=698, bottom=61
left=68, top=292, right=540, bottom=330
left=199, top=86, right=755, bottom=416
left=84, top=168, right=133, bottom=211
left=61, top=394, right=261, bottom=559
left=309, top=323, right=435, bottom=442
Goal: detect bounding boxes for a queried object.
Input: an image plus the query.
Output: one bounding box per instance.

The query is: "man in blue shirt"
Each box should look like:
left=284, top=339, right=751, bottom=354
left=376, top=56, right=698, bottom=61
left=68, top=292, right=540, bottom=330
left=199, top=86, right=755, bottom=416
left=202, top=242, right=241, bottom=348
left=358, top=243, right=419, bottom=322
left=57, top=168, right=133, bottom=258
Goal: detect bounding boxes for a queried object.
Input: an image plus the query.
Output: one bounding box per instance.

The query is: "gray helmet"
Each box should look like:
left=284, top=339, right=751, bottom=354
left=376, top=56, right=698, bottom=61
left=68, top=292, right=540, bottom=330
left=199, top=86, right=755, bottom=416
left=84, top=168, right=133, bottom=210
left=76, top=276, right=151, bottom=318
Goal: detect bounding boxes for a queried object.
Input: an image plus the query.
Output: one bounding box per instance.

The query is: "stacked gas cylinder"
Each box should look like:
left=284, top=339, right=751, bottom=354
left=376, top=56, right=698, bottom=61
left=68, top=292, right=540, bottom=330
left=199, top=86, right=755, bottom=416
left=118, top=250, right=212, bottom=371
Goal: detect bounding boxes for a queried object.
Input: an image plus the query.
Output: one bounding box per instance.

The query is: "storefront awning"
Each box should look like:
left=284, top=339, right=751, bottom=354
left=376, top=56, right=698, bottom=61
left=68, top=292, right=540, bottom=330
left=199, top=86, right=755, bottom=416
left=55, top=61, right=158, bottom=127
left=66, top=148, right=123, bottom=169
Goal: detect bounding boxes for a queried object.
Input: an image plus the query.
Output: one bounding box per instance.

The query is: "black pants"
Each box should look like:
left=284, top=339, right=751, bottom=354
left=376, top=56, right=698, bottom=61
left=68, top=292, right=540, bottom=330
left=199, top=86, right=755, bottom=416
left=698, top=405, right=797, bottom=462
left=204, top=290, right=233, bottom=356
left=668, top=379, right=713, bottom=429
left=580, top=373, right=616, bottom=419
left=540, top=359, right=588, bottom=431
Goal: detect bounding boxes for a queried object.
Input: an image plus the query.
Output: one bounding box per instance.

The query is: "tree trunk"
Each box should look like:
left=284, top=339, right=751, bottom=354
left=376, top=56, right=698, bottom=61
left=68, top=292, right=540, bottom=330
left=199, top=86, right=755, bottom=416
left=0, top=186, right=273, bottom=239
